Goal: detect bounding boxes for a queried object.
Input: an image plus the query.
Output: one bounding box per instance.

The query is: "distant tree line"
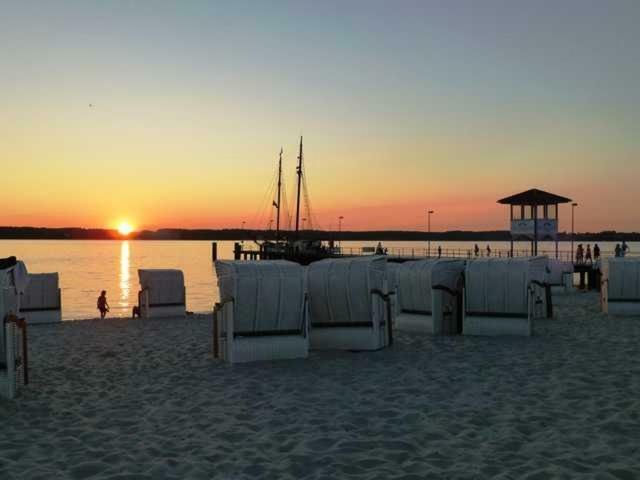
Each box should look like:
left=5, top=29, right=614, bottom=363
left=1, top=226, right=639, bottom=242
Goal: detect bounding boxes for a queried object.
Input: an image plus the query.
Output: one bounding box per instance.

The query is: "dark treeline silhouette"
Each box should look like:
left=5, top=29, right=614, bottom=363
left=1, top=226, right=639, bottom=242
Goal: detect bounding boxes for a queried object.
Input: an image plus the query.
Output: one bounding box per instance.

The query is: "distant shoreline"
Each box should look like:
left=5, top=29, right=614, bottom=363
left=1, top=227, right=638, bottom=242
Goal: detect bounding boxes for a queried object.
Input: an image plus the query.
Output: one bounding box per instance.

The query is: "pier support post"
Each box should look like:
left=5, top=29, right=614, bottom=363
left=234, top=242, right=241, bottom=260
left=212, top=242, right=218, bottom=262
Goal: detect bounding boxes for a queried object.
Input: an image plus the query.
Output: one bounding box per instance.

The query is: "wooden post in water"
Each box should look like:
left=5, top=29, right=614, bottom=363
left=234, top=242, right=241, bottom=260
left=212, top=242, right=218, bottom=262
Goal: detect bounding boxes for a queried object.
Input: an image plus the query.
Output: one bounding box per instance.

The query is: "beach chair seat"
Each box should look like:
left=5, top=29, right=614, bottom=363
left=394, top=259, right=465, bottom=335
left=602, top=258, right=640, bottom=315
left=21, top=273, right=62, bottom=324
left=213, top=260, right=308, bottom=363
left=1, top=259, right=29, bottom=399
left=307, top=256, right=392, bottom=351
left=137, top=269, right=186, bottom=319
left=463, top=257, right=548, bottom=336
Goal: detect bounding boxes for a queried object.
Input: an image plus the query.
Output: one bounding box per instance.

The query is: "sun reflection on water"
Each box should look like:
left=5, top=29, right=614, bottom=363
left=119, top=240, right=130, bottom=307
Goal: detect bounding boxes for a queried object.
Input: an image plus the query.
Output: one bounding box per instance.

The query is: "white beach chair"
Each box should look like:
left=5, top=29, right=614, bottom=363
left=213, top=260, right=308, bottom=363
left=601, top=257, right=640, bottom=315
left=307, top=256, right=392, bottom=351
left=394, top=259, right=466, bottom=335
left=137, top=269, right=186, bottom=319
left=0, top=258, right=29, bottom=399
left=547, top=259, right=574, bottom=294
left=20, top=273, right=62, bottom=324
left=463, top=257, right=548, bottom=336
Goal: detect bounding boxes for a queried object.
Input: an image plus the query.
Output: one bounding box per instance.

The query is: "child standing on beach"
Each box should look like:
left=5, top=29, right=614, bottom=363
left=97, top=290, right=110, bottom=319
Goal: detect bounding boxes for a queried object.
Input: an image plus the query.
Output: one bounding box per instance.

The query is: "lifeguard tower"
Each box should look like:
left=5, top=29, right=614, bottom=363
left=498, top=189, right=572, bottom=257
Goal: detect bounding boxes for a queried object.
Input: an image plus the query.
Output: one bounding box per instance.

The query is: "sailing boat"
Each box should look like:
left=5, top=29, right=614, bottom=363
left=261, top=137, right=340, bottom=265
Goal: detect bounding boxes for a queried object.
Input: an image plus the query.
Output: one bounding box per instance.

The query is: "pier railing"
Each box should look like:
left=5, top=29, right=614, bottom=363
left=336, top=247, right=625, bottom=263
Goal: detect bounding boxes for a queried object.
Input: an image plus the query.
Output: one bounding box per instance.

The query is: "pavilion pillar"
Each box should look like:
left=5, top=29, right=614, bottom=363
left=533, top=205, right=538, bottom=256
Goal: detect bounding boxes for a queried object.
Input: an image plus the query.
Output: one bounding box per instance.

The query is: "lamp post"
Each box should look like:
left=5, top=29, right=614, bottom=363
left=241, top=220, right=246, bottom=244
left=427, top=210, right=434, bottom=257
left=338, top=216, right=344, bottom=251
left=571, top=203, right=578, bottom=262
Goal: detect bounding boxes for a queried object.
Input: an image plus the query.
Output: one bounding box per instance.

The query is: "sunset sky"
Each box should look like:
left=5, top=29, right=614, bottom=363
left=2, top=1, right=639, bottom=232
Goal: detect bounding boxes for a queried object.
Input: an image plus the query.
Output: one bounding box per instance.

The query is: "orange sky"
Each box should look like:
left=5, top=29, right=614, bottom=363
left=2, top=2, right=639, bottom=232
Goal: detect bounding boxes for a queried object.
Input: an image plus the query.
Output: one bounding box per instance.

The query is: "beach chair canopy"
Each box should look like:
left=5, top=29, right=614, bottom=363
left=466, top=257, right=547, bottom=316
left=603, top=258, right=640, bottom=301
left=138, top=269, right=185, bottom=306
left=546, top=259, right=574, bottom=286
left=21, top=273, right=60, bottom=311
left=396, top=259, right=465, bottom=313
left=215, top=260, right=305, bottom=334
left=307, top=256, right=387, bottom=326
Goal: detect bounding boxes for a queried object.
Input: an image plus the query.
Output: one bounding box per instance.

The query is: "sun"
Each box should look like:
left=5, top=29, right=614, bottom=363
left=117, top=222, right=134, bottom=236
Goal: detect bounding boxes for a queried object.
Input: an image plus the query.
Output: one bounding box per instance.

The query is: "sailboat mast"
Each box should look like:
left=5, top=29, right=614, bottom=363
left=276, top=148, right=282, bottom=241
left=295, top=136, right=303, bottom=237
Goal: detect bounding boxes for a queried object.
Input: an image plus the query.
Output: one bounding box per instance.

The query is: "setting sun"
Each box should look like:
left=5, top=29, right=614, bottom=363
left=117, top=222, right=134, bottom=236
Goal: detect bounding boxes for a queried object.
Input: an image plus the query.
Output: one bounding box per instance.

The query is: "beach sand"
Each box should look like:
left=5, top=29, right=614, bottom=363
left=2, top=291, right=640, bottom=479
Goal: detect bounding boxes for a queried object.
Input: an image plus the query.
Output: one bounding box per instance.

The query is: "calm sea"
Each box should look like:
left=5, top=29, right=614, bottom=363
left=0, top=239, right=634, bottom=320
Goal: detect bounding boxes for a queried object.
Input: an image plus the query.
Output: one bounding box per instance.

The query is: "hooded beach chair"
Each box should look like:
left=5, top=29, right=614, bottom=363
left=394, top=259, right=466, bottom=335
left=463, top=257, right=548, bottom=336
left=307, top=256, right=393, bottom=351
left=137, top=269, right=186, bottom=319
left=601, top=257, right=640, bottom=315
left=20, top=273, right=62, bottom=324
left=213, top=260, right=308, bottom=363
left=0, top=257, right=29, bottom=399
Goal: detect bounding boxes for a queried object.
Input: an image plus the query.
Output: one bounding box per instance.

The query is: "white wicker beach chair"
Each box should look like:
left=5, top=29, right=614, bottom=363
left=463, top=257, right=548, bottom=336
left=394, top=259, right=466, bottom=335
left=213, top=260, right=308, bottom=363
left=137, top=269, right=186, bottom=319
left=307, top=256, right=393, bottom=351
left=601, top=257, right=640, bottom=315
left=1, top=258, right=29, bottom=399
left=21, top=273, right=62, bottom=324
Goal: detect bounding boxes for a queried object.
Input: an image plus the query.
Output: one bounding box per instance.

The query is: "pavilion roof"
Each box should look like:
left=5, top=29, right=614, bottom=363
left=497, top=188, right=572, bottom=206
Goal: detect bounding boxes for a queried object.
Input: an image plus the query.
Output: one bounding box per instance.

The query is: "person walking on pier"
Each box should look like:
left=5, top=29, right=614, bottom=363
left=576, top=244, right=584, bottom=264
left=474, top=244, right=480, bottom=257
left=585, top=244, right=592, bottom=264
left=622, top=240, right=630, bottom=257
left=486, top=245, right=492, bottom=257
left=615, top=244, right=622, bottom=257
left=437, top=245, right=442, bottom=258
left=593, top=244, right=600, bottom=261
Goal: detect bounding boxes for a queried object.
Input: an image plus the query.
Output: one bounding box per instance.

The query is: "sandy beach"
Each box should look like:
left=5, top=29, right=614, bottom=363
left=2, top=291, right=639, bottom=479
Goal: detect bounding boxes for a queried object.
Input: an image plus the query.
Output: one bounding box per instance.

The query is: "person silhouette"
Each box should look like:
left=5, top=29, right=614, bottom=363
left=622, top=240, right=630, bottom=257
left=593, top=243, right=600, bottom=260
left=585, top=244, right=592, bottom=264
left=97, top=290, right=110, bottom=319
left=474, top=244, right=480, bottom=257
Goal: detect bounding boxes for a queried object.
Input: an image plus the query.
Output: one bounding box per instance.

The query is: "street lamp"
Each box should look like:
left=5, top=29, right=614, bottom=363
left=427, top=210, right=434, bottom=257
left=571, top=203, right=578, bottom=262
left=338, top=216, right=344, bottom=251
left=241, top=220, right=246, bottom=244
